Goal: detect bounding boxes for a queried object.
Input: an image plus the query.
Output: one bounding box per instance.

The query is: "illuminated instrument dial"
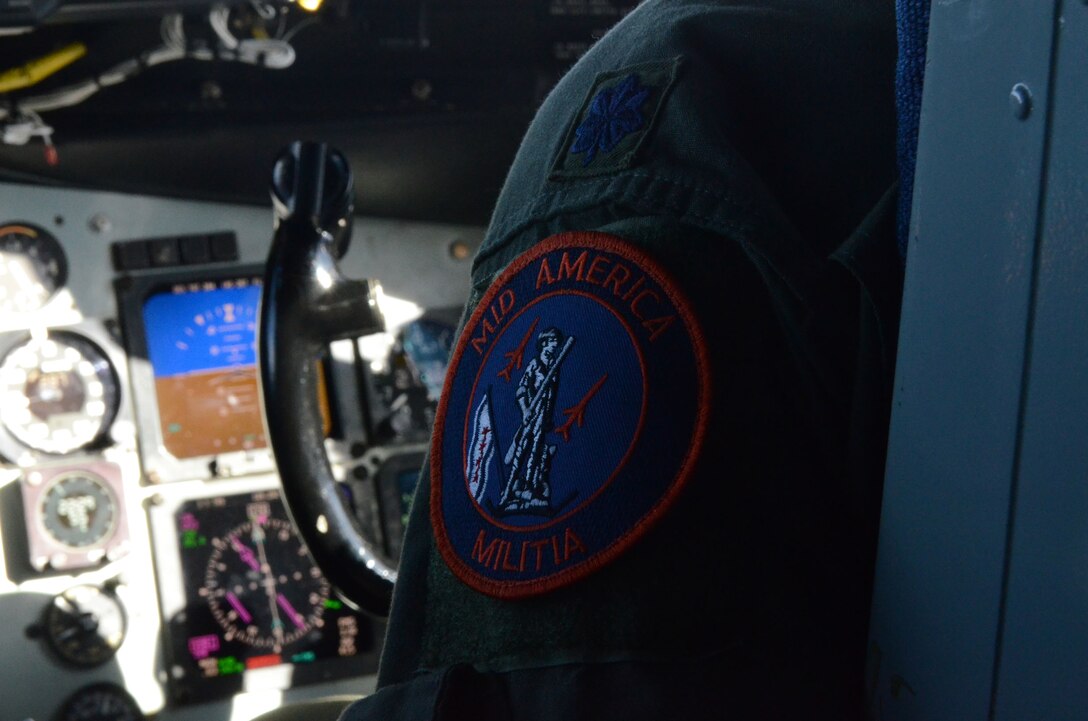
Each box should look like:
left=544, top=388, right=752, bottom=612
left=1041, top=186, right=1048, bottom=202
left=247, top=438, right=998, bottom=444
left=202, top=511, right=330, bottom=654
left=56, top=684, right=144, bottom=721
left=0, top=333, right=119, bottom=454
left=44, top=585, right=126, bottom=668
left=39, top=470, right=118, bottom=550
left=0, top=223, right=67, bottom=315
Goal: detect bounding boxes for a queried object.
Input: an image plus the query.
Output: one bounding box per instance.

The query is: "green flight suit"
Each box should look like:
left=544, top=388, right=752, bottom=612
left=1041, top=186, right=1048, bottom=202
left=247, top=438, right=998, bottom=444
left=342, top=0, right=900, bottom=718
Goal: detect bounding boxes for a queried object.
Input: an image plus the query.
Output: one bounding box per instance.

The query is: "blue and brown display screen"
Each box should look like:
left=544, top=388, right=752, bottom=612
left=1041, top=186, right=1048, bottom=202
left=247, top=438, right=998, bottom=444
left=143, top=279, right=265, bottom=459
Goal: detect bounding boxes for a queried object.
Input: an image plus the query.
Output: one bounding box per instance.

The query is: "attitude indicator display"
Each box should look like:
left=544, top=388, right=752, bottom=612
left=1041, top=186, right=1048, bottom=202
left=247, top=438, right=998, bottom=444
left=143, top=279, right=265, bottom=459
left=162, top=490, right=374, bottom=703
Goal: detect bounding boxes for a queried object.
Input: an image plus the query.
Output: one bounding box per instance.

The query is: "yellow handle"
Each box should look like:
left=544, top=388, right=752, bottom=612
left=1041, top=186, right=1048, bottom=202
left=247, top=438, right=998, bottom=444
left=0, top=42, right=87, bottom=93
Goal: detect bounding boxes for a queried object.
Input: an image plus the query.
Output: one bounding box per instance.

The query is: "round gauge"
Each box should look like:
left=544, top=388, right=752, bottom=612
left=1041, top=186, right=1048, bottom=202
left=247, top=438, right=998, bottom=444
left=0, top=223, right=67, bottom=315
left=39, top=470, right=118, bottom=550
left=0, top=333, right=120, bottom=454
left=202, top=515, right=330, bottom=653
left=44, top=585, right=127, bottom=668
left=55, top=684, right=144, bottom=721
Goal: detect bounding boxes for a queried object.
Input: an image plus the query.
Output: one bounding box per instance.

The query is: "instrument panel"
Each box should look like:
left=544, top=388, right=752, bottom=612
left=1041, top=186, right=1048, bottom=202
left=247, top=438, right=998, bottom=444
left=0, top=182, right=480, bottom=721
left=151, top=488, right=374, bottom=705
left=118, top=268, right=278, bottom=485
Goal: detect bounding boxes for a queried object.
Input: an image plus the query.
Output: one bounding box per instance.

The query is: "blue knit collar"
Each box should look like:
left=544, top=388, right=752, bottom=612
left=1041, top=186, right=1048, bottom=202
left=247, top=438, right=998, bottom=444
left=895, top=0, right=932, bottom=258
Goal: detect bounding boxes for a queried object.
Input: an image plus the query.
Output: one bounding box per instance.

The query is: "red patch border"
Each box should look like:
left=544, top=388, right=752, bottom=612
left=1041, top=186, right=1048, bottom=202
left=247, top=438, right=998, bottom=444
left=431, top=231, right=712, bottom=598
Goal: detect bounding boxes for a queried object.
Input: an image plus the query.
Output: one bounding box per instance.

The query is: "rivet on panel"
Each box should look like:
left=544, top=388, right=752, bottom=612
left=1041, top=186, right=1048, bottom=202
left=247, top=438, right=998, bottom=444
left=88, top=213, right=112, bottom=234
left=1010, top=83, right=1033, bottom=120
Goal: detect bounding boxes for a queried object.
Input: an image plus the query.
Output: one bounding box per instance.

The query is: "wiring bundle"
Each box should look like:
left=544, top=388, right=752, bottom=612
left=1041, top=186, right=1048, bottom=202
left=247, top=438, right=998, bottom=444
left=0, top=0, right=322, bottom=163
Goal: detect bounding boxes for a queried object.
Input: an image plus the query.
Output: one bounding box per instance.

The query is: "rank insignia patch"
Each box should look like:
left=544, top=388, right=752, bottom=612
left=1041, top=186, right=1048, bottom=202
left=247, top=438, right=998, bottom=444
left=432, top=231, right=710, bottom=598
left=551, top=57, right=683, bottom=180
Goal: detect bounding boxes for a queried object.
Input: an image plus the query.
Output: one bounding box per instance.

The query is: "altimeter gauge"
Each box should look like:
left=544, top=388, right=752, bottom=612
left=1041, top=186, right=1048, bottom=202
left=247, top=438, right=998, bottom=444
left=0, top=332, right=120, bottom=454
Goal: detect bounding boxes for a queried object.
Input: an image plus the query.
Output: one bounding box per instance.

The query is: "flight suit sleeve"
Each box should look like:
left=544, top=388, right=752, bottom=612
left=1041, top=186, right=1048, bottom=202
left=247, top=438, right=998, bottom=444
left=343, top=1, right=899, bottom=718
left=349, top=221, right=878, bottom=721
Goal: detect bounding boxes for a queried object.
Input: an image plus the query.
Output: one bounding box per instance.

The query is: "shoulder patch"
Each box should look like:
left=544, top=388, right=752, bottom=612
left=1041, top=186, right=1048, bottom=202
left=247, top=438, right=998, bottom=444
left=431, top=231, right=710, bottom=598
left=550, top=57, right=683, bottom=181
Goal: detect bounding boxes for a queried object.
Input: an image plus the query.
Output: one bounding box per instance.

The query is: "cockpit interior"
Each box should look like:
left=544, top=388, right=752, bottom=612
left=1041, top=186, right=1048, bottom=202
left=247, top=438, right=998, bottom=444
left=1, top=1, right=1086, bottom=720
left=0, top=2, right=640, bottom=719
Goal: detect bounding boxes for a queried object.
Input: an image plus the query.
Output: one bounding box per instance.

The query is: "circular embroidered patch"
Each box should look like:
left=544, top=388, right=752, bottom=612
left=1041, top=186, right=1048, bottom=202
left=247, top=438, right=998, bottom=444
left=431, top=231, right=710, bottom=598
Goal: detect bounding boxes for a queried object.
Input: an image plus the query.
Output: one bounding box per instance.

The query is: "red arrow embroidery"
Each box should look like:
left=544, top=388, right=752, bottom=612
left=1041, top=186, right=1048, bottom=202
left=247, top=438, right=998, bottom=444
left=469, top=426, right=491, bottom=484
left=497, top=318, right=539, bottom=382
left=555, top=374, right=607, bottom=442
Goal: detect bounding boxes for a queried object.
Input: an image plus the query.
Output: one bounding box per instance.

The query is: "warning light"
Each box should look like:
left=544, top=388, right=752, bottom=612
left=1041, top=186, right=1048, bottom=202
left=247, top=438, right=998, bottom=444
left=218, top=656, right=245, bottom=676
left=297, top=0, right=324, bottom=11
left=246, top=654, right=282, bottom=670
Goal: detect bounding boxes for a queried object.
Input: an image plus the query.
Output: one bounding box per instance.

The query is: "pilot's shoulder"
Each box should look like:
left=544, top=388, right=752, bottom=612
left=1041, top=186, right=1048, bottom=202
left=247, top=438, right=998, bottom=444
left=476, top=0, right=895, bottom=291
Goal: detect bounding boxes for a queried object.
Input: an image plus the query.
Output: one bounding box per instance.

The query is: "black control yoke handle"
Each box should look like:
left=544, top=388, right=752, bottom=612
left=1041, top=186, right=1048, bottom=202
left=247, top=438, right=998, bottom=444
left=259, top=141, right=394, bottom=616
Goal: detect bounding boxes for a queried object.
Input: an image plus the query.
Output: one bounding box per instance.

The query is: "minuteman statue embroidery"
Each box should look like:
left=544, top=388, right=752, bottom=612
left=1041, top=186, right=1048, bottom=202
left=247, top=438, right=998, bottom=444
left=433, top=231, right=710, bottom=598
left=500, top=327, right=570, bottom=513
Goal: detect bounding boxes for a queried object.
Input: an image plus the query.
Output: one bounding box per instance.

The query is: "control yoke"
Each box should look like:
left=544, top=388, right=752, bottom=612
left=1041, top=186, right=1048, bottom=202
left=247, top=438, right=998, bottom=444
left=259, top=141, right=394, bottom=616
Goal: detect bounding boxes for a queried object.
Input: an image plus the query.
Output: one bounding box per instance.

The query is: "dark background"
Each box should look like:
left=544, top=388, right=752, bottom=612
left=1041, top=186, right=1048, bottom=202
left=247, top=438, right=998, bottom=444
left=0, top=0, right=639, bottom=224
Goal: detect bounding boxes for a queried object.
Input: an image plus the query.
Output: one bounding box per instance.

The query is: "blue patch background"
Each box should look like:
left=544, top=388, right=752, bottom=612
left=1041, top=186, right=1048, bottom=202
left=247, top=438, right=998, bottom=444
left=466, top=292, right=645, bottom=529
